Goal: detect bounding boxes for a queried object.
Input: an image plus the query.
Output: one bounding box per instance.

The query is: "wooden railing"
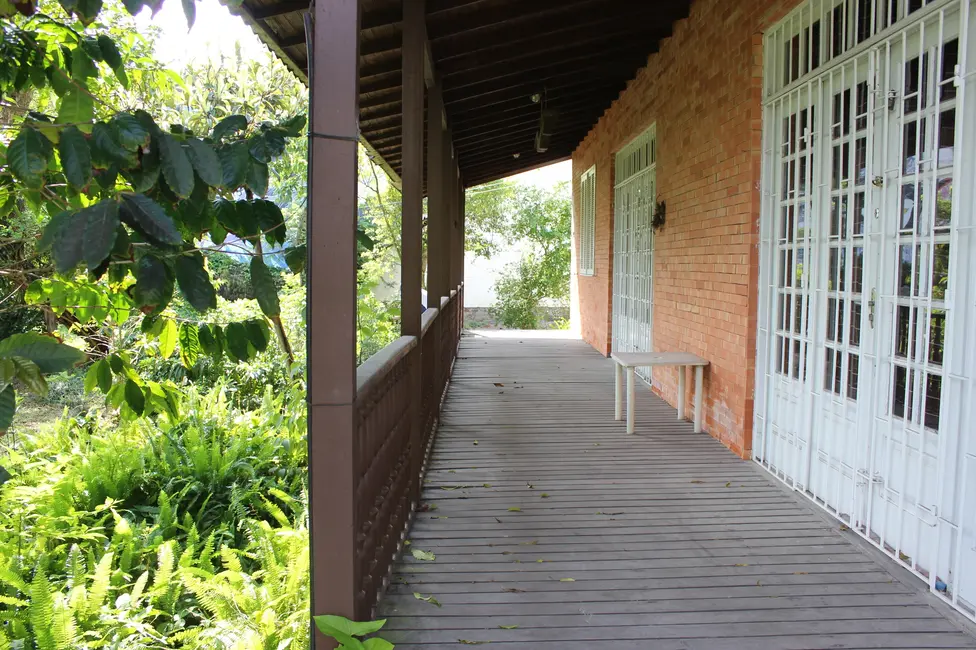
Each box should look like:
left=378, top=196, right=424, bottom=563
left=351, top=285, right=463, bottom=614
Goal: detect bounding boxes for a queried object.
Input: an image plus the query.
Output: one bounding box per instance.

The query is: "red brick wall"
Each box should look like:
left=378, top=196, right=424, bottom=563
left=572, top=0, right=802, bottom=457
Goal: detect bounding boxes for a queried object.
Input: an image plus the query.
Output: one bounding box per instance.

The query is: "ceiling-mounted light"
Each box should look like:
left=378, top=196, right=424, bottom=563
left=530, top=93, right=541, bottom=104
left=513, top=152, right=521, bottom=159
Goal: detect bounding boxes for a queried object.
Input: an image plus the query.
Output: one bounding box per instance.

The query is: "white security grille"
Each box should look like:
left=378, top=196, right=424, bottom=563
left=612, top=125, right=656, bottom=383
left=756, top=0, right=976, bottom=621
left=579, top=165, right=596, bottom=276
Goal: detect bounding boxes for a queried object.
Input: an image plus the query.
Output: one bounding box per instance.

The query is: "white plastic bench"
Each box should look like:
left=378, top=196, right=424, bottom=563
left=611, top=352, right=709, bottom=435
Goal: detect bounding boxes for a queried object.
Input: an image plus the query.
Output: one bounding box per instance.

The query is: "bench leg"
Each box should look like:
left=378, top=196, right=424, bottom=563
left=627, top=367, right=636, bottom=434
left=694, top=365, right=704, bottom=433
left=614, top=363, right=623, bottom=421
left=677, top=365, right=686, bottom=421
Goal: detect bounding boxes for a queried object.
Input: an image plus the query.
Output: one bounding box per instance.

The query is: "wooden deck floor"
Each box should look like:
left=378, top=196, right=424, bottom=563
left=377, top=333, right=976, bottom=649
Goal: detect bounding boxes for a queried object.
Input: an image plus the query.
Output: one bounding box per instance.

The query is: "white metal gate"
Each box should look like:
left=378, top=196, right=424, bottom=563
left=756, top=0, right=976, bottom=620
left=612, top=125, right=656, bottom=382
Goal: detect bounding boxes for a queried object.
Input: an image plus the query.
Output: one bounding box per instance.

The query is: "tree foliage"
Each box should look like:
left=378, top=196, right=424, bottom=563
left=0, top=0, right=307, bottom=427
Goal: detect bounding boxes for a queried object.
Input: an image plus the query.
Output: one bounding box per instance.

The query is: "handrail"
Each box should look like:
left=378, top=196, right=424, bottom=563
left=356, top=335, right=417, bottom=396
left=421, top=307, right=439, bottom=335
left=450, top=289, right=457, bottom=299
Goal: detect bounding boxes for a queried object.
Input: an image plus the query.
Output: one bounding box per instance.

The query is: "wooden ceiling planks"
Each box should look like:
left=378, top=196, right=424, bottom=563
left=236, top=0, right=692, bottom=187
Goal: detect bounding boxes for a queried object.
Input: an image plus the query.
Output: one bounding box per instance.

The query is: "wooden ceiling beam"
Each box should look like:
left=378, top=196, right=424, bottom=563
left=427, top=0, right=603, bottom=42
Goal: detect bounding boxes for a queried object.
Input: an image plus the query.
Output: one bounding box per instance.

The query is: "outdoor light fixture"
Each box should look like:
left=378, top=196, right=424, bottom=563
left=530, top=93, right=541, bottom=103
left=534, top=88, right=558, bottom=153
left=513, top=152, right=521, bottom=159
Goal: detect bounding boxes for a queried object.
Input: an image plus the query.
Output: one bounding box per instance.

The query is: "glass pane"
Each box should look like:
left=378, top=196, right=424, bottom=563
left=855, top=137, right=867, bottom=185
left=933, top=243, right=949, bottom=300
left=903, top=118, right=926, bottom=175
left=827, top=297, right=838, bottom=341
left=833, top=143, right=850, bottom=189
left=847, top=353, right=860, bottom=400
left=929, top=309, right=945, bottom=365
left=895, top=305, right=915, bottom=359
left=935, top=177, right=952, bottom=230
left=901, top=183, right=919, bottom=231
left=831, top=196, right=848, bottom=238
left=898, top=244, right=917, bottom=296
left=853, top=192, right=865, bottom=236
left=850, top=301, right=862, bottom=347
left=924, top=373, right=942, bottom=430
left=792, top=339, right=803, bottom=380
left=941, top=39, right=958, bottom=101
left=781, top=205, right=793, bottom=242
left=825, top=347, right=836, bottom=392
left=852, top=246, right=864, bottom=293
left=938, top=109, right=955, bottom=169
left=855, top=82, right=869, bottom=129
left=794, top=294, right=804, bottom=334
left=797, top=203, right=807, bottom=239
left=892, top=365, right=914, bottom=420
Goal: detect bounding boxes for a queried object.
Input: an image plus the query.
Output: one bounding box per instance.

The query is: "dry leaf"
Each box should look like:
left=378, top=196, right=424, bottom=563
left=473, top=441, right=479, bottom=446
left=536, top=559, right=545, bottom=563
left=459, top=640, right=489, bottom=645
left=690, top=480, right=704, bottom=484
left=413, top=592, right=442, bottom=607
left=499, top=625, right=519, bottom=630
left=725, top=482, right=731, bottom=488
left=559, top=578, right=575, bottom=582
left=502, top=587, right=525, bottom=593
left=520, top=540, right=538, bottom=545
left=493, top=383, right=504, bottom=387
left=540, top=493, right=550, bottom=498
left=734, top=563, right=749, bottom=567
left=483, top=483, right=492, bottom=488
left=793, top=571, right=808, bottom=575
left=411, top=548, right=436, bottom=562
left=508, top=507, right=521, bottom=512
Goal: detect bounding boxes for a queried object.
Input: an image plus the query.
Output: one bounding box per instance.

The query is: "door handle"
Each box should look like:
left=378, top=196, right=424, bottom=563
left=868, top=289, right=877, bottom=328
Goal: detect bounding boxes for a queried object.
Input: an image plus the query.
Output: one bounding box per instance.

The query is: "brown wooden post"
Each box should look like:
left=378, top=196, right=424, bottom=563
left=426, top=85, right=446, bottom=308
left=458, top=173, right=466, bottom=316
left=306, top=0, right=360, bottom=643
left=447, top=151, right=459, bottom=291
left=401, top=0, right=425, bottom=504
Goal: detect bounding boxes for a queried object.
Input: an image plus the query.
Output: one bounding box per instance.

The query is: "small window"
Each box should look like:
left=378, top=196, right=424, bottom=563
left=579, top=165, right=596, bottom=276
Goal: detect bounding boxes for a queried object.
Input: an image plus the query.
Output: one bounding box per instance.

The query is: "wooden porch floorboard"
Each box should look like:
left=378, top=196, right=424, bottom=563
left=377, top=333, right=976, bottom=649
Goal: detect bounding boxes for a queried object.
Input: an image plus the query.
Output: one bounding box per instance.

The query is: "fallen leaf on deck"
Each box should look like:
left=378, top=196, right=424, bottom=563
left=411, top=548, right=436, bottom=562
left=734, top=563, right=749, bottom=567
left=559, top=578, right=575, bottom=582
left=526, top=483, right=534, bottom=489
left=473, top=441, right=479, bottom=446
left=520, top=540, right=538, bottom=545
left=691, top=480, right=704, bottom=484
left=540, top=493, right=550, bottom=498
left=536, top=559, right=545, bottom=563
left=499, top=625, right=519, bottom=630
left=493, top=383, right=504, bottom=387
left=793, top=571, right=808, bottom=575
left=508, top=507, right=521, bottom=512
left=459, top=640, right=489, bottom=645
left=404, top=540, right=412, bottom=546
left=483, top=483, right=492, bottom=488
left=502, top=551, right=513, bottom=555
left=502, top=587, right=525, bottom=593
left=725, top=482, right=731, bottom=487
left=839, top=524, right=850, bottom=531
left=413, top=592, right=442, bottom=607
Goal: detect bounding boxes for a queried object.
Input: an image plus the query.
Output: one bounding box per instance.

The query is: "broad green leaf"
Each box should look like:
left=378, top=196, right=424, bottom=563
left=70, top=50, right=97, bottom=79
left=7, top=126, right=53, bottom=188
left=246, top=160, right=268, bottom=196
left=197, top=324, right=220, bottom=358
left=253, top=199, right=284, bottom=244
left=81, top=38, right=104, bottom=62
left=74, top=0, right=103, bottom=25
left=412, top=593, right=442, bottom=607
left=158, top=132, right=195, bottom=198
left=95, top=164, right=119, bottom=190
left=0, top=386, right=13, bottom=433
left=82, top=200, right=120, bottom=271
left=12, top=357, right=48, bottom=397
left=177, top=322, right=200, bottom=368
left=120, top=193, right=182, bottom=245
left=250, top=258, right=280, bottom=317
left=51, top=212, right=86, bottom=274
left=124, top=378, right=144, bottom=415
left=38, top=211, right=70, bottom=252
left=84, top=360, right=99, bottom=392
left=212, top=324, right=227, bottom=359
left=285, top=245, right=306, bottom=274
left=247, top=133, right=271, bottom=163
left=158, top=319, right=177, bottom=359
left=57, top=88, right=94, bottom=125
left=91, top=122, right=135, bottom=167
left=313, top=615, right=386, bottom=638
left=181, top=0, right=195, bottom=28
left=210, top=222, right=227, bottom=245
left=234, top=199, right=260, bottom=238
left=97, top=35, right=122, bottom=69
left=112, top=114, right=150, bottom=151
left=244, top=319, right=270, bottom=352
left=260, top=127, right=287, bottom=157
left=217, top=142, right=249, bottom=188
left=132, top=254, right=173, bottom=312
left=184, top=138, right=222, bottom=187
left=411, top=548, right=436, bottom=562
left=212, top=198, right=239, bottom=233
left=499, top=625, right=519, bottom=630
left=108, top=354, right=124, bottom=375
left=96, top=359, right=112, bottom=393
left=224, top=322, right=251, bottom=362
left=363, top=640, right=395, bottom=650
left=211, top=114, right=247, bottom=142
left=141, top=315, right=164, bottom=336
left=49, top=65, right=73, bottom=97
left=277, top=114, right=307, bottom=137
left=174, top=253, right=217, bottom=312
left=58, top=125, right=92, bottom=189
left=0, top=359, right=15, bottom=394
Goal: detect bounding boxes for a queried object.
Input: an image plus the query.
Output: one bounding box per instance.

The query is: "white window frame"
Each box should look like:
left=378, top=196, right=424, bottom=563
left=579, top=165, right=596, bottom=276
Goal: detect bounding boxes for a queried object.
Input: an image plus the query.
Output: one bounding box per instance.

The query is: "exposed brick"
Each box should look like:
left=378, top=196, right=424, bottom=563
left=571, top=0, right=802, bottom=458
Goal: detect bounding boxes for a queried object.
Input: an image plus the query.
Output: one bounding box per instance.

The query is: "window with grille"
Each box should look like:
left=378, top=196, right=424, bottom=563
left=579, top=165, right=596, bottom=276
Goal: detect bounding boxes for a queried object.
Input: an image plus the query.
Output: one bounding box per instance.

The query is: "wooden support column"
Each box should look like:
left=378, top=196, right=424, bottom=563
left=306, top=0, right=360, bottom=642
left=426, top=84, right=447, bottom=305
left=458, top=173, right=466, bottom=289
left=448, top=152, right=460, bottom=290
left=401, top=0, right=425, bottom=504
